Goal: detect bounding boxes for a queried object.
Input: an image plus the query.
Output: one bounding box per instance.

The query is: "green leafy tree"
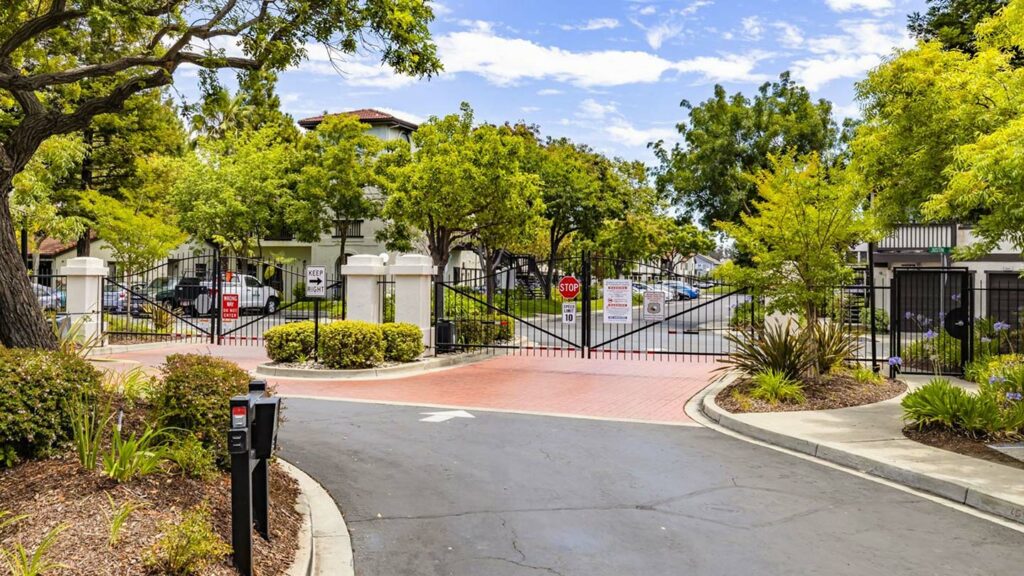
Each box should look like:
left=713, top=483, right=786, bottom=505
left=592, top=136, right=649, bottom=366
left=80, top=189, right=186, bottom=275
left=852, top=1, right=1024, bottom=228
left=716, top=154, right=875, bottom=322
left=381, top=103, right=541, bottom=283
left=171, top=128, right=294, bottom=257
left=287, top=113, right=384, bottom=266
left=536, top=138, right=616, bottom=292
left=908, top=0, right=1009, bottom=55
left=657, top=220, right=717, bottom=273
left=594, top=159, right=664, bottom=276
left=0, top=0, right=441, bottom=348
left=655, top=72, right=839, bottom=229
left=919, top=1, right=1024, bottom=258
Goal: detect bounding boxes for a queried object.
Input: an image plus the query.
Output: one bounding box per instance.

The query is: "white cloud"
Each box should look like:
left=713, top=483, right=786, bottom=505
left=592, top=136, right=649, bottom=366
left=790, top=20, right=913, bottom=89
left=825, top=0, right=894, bottom=12
left=576, top=98, right=618, bottom=119
left=605, top=118, right=677, bottom=147
left=428, top=1, right=452, bottom=16
left=537, top=88, right=563, bottom=96
left=436, top=24, right=770, bottom=87
left=297, top=46, right=419, bottom=88
left=521, top=106, right=541, bottom=113
left=638, top=5, right=657, bottom=15
left=832, top=102, right=862, bottom=119
left=742, top=16, right=764, bottom=40
left=630, top=1, right=712, bottom=50
left=679, top=1, right=714, bottom=16
left=772, top=21, right=804, bottom=48
left=561, top=18, right=620, bottom=31
left=636, top=20, right=685, bottom=50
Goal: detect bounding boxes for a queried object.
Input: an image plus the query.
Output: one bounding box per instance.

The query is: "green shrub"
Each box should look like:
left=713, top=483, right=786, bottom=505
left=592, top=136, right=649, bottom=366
left=145, top=504, right=231, bottom=575
left=750, top=369, right=805, bottom=405
left=458, top=315, right=515, bottom=346
left=69, top=394, right=112, bottom=472
left=101, top=425, right=169, bottom=483
left=107, top=494, right=144, bottom=548
left=318, top=321, right=385, bottom=369
left=264, top=321, right=315, bottom=363
left=0, top=349, right=102, bottom=468
left=102, top=367, right=156, bottom=409
left=152, top=354, right=249, bottom=467
left=721, top=321, right=812, bottom=380
left=851, top=365, right=884, bottom=385
left=809, top=321, right=860, bottom=375
left=382, top=323, right=424, bottom=363
left=902, top=378, right=968, bottom=430
left=903, top=332, right=963, bottom=372
left=2, top=522, right=66, bottom=576
left=165, top=435, right=218, bottom=481
left=729, top=299, right=765, bottom=330
left=858, top=306, right=889, bottom=332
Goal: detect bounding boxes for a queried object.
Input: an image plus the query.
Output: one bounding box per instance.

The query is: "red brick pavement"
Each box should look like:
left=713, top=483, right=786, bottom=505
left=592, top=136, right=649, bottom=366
left=94, top=345, right=718, bottom=424
left=271, top=355, right=716, bottom=424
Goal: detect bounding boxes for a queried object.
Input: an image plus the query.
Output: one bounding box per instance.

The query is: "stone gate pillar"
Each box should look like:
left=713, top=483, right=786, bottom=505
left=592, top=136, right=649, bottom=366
left=389, top=254, right=437, bottom=348
left=341, top=254, right=386, bottom=323
left=60, top=256, right=108, bottom=345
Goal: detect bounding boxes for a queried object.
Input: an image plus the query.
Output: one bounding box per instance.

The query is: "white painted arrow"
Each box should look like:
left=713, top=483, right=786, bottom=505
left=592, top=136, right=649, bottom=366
left=419, top=410, right=475, bottom=423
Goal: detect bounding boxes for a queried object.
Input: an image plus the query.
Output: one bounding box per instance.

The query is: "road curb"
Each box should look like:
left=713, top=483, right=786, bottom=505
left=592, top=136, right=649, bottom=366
left=279, top=459, right=354, bottom=576
left=699, top=375, right=1024, bottom=525
left=255, top=349, right=498, bottom=380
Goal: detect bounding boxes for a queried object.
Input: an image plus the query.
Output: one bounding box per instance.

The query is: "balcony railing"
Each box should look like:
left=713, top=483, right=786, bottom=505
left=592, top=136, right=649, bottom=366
left=333, top=219, right=363, bottom=239
left=877, top=223, right=956, bottom=251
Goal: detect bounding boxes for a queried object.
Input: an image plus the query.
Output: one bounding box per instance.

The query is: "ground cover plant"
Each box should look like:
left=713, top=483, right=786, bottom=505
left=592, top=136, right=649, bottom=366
left=717, top=319, right=905, bottom=413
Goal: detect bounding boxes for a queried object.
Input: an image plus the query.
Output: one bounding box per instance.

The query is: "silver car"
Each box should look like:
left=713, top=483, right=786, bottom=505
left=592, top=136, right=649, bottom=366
left=32, top=283, right=64, bottom=311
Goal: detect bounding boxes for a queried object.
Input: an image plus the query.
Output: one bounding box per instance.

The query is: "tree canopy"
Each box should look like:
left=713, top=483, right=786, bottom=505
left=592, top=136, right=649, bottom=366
left=0, top=0, right=442, bottom=348
left=908, top=0, right=1009, bottom=54
left=655, top=72, right=839, bottom=229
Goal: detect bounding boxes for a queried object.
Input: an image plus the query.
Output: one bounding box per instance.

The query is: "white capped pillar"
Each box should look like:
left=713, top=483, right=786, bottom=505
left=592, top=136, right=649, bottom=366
left=60, top=257, right=107, bottom=344
left=389, top=254, right=437, bottom=347
left=341, top=254, right=387, bottom=323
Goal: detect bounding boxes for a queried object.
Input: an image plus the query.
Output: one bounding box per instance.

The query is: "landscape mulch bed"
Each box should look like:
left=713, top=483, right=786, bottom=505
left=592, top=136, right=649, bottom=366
left=903, top=426, right=1024, bottom=471
left=717, top=373, right=907, bottom=413
left=0, top=455, right=301, bottom=575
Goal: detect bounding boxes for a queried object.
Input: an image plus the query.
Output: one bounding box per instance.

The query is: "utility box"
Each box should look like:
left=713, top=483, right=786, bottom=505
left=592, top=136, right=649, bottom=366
left=251, top=398, right=280, bottom=459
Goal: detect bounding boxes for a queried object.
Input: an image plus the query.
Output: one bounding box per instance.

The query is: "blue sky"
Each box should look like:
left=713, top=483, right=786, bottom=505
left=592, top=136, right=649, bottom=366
left=177, top=0, right=926, bottom=162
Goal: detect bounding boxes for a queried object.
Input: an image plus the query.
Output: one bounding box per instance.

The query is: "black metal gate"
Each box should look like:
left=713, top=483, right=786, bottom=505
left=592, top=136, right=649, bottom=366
left=892, top=268, right=973, bottom=375
left=102, top=250, right=345, bottom=346
left=435, top=252, right=750, bottom=360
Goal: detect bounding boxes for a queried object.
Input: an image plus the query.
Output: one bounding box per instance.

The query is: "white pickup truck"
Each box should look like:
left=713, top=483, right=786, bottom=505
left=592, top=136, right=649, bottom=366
left=198, top=274, right=281, bottom=315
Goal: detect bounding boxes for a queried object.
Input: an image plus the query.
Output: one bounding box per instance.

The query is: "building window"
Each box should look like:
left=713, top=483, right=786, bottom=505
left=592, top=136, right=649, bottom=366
left=333, top=220, right=364, bottom=238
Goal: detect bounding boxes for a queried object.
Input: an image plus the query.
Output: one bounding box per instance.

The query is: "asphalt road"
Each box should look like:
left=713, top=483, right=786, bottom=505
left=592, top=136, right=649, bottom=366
left=280, top=398, right=1024, bottom=576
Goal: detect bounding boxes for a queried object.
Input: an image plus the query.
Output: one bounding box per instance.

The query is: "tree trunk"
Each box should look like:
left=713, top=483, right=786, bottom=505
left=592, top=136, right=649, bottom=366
left=0, top=182, right=57, bottom=349
left=76, top=228, right=91, bottom=256
left=544, top=226, right=559, bottom=297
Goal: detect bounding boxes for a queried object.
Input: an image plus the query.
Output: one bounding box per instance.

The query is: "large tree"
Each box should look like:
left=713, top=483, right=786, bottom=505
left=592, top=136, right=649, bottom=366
left=851, top=2, right=1024, bottom=228
left=0, top=0, right=441, bottom=348
left=908, top=0, right=1009, bottom=54
left=380, top=103, right=541, bottom=281
left=535, top=138, right=616, bottom=293
left=654, top=72, right=839, bottom=229
left=287, top=113, right=385, bottom=266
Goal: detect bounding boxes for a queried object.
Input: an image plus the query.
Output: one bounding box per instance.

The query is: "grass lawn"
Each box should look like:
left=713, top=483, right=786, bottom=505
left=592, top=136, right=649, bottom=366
left=507, top=298, right=603, bottom=317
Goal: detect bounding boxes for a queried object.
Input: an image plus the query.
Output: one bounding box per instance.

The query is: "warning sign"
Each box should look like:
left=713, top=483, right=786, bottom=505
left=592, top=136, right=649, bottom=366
left=643, top=290, right=666, bottom=321
left=603, top=279, right=633, bottom=324
left=222, top=293, right=239, bottom=321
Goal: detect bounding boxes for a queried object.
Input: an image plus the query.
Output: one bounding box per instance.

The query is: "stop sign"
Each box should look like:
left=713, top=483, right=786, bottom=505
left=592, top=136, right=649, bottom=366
left=558, top=276, right=581, bottom=300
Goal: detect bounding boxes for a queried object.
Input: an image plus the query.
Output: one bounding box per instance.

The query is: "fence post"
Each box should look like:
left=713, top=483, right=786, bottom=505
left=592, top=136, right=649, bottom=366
left=867, top=241, right=878, bottom=372
left=389, top=254, right=438, bottom=350
left=60, top=257, right=107, bottom=345
left=341, top=254, right=386, bottom=323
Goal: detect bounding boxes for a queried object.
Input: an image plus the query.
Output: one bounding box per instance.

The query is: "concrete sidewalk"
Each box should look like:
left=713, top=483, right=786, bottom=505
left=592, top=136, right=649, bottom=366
left=700, top=376, right=1024, bottom=524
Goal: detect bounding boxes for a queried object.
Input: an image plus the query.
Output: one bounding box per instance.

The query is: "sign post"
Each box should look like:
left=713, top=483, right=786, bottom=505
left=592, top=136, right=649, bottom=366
left=603, top=279, right=633, bottom=324
left=305, top=266, right=326, bottom=361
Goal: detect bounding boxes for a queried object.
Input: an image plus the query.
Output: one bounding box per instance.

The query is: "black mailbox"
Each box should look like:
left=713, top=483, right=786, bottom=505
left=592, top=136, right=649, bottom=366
left=251, top=397, right=280, bottom=459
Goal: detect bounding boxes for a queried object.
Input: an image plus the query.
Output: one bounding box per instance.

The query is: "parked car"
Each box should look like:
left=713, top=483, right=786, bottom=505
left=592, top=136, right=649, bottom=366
left=32, top=283, right=65, bottom=311
left=694, top=279, right=716, bottom=289
left=102, top=283, right=128, bottom=313
left=130, top=276, right=182, bottom=316
left=657, top=280, right=700, bottom=301
left=634, top=282, right=672, bottom=300
left=201, top=274, right=281, bottom=315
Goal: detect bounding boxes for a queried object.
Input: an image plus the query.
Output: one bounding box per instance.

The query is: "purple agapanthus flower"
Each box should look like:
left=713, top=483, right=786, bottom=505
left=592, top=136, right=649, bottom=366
left=990, top=376, right=1007, bottom=385
left=1006, top=392, right=1022, bottom=402
left=995, top=321, right=1012, bottom=332
left=924, top=329, right=937, bottom=340
left=888, top=356, right=903, bottom=367
left=951, top=293, right=961, bottom=303
left=904, top=311, right=914, bottom=320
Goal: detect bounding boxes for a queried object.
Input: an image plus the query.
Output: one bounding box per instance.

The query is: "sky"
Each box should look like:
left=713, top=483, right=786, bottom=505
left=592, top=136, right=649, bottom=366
left=176, top=0, right=928, bottom=163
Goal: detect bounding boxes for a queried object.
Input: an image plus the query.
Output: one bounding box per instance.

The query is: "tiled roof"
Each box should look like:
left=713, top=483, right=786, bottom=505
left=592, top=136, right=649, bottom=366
left=297, top=108, right=418, bottom=130
left=35, top=231, right=97, bottom=257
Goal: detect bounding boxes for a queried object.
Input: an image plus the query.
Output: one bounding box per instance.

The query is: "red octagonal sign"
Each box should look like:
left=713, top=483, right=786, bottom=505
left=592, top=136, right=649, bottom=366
left=558, top=275, right=581, bottom=300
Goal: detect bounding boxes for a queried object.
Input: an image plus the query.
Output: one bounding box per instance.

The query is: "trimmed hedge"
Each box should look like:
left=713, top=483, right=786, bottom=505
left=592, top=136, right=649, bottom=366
left=152, top=354, right=250, bottom=467
left=382, top=323, right=424, bottom=363
left=265, top=321, right=315, bottom=363
left=458, top=315, right=514, bottom=346
left=0, top=348, right=102, bottom=468
left=319, top=321, right=384, bottom=369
